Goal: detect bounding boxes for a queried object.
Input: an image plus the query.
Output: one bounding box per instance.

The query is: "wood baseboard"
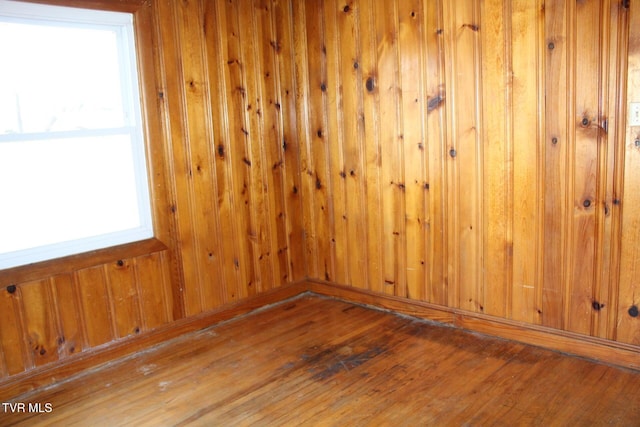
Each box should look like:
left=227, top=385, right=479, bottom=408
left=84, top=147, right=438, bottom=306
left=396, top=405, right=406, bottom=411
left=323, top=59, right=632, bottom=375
left=305, top=280, right=640, bottom=371
left=0, top=281, right=307, bottom=401
left=4, top=278, right=639, bottom=401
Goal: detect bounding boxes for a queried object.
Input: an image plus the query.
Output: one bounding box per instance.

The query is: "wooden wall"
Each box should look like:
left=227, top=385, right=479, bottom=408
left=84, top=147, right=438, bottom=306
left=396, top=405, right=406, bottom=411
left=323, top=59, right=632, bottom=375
left=0, top=249, right=173, bottom=377
left=0, top=0, right=305, bottom=382
left=2, top=0, right=640, bottom=386
left=156, top=0, right=305, bottom=313
left=296, top=0, right=640, bottom=347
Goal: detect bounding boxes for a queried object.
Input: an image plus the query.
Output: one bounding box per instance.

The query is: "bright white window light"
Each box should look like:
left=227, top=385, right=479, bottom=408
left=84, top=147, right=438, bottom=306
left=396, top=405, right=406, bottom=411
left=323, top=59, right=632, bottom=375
left=0, top=1, right=153, bottom=269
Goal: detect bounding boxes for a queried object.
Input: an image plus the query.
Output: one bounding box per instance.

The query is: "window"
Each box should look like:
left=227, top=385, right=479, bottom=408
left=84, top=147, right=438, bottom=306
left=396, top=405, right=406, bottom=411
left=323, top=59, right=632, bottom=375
left=0, top=1, right=153, bottom=269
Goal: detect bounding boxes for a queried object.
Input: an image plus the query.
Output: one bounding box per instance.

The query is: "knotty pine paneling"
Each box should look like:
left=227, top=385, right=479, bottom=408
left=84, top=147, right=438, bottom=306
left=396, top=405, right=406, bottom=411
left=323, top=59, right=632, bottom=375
left=3, top=0, right=640, bottom=386
left=0, top=250, right=174, bottom=380
left=152, top=0, right=305, bottom=317
left=1, top=0, right=306, bottom=381
left=298, top=0, right=640, bottom=346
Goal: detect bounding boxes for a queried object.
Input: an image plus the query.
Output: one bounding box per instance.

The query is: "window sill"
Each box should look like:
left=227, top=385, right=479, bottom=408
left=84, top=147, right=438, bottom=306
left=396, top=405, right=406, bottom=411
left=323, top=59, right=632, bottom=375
left=0, top=238, right=168, bottom=288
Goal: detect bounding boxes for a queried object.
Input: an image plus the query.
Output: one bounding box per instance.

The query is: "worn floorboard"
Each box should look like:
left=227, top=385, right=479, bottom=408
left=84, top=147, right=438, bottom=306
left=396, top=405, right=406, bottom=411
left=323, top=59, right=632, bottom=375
left=2, top=294, right=640, bottom=426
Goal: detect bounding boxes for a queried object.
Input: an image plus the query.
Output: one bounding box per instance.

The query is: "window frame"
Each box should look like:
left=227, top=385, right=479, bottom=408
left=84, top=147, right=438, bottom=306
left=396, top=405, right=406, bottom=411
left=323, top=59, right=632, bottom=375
left=0, top=0, right=172, bottom=282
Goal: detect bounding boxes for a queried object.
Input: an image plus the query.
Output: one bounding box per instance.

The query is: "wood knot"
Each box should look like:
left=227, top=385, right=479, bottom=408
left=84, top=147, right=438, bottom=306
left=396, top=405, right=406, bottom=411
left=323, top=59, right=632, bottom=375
left=366, top=77, right=375, bottom=92
left=427, top=94, right=444, bottom=113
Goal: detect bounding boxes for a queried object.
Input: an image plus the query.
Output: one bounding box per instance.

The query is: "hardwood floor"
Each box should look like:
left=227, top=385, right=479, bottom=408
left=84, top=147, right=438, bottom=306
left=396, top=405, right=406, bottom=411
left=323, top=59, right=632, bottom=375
left=2, top=294, right=640, bottom=426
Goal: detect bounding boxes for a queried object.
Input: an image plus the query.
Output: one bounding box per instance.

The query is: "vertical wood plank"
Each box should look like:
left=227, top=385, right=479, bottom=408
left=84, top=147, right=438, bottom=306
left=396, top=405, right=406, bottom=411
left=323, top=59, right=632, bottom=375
left=566, top=0, right=602, bottom=336
left=589, top=0, right=606, bottom=339
left=359, top=0, right=384, bottom=293
left=0, top=287, right=29, bottom=375
left=323, top=0, right=349, bottom=286
left=20, top=280, right=60, bottom=367
left=543, top=0, right=571, bottom=330
left=292, top=0, right=319, bottom=279
left=105, top=259, right=142, bottom=339
left=273, top=0, right=306, bottom=282
left=255, top=0, right=290, bottom=287
left=480, top=0, right=510, bottom=317
left=249, top=0, right=280, bottom=292
left=134, top=252, right=172, bottom=331
left=75, top=266, right=114, bottom=348
left=202, top=0, right=242, bottom=303
left=237, top=0, right=273, bottom=295
left=373, top=0, right=405, bottom=296
left=443, top=0, right=459, bottom=310
left=337, top=0, right=369, bottom=290
left=423, top=0, right=448, bottom=305
left=0, top=334, right=6, bottom=378
left=159, top=251, right=175, bottom=324
left=617, top=0, right=640, bottom=345
left=220, top=0, right=259, bottom=299
left=604, top=0, right=629, bottom=341
left=443, top=0, right=483, bottom=312
left=305, top=0, right=334, bottom=282
left=51, top=274, right=85, bottom=356
left=595, top=0, right=615, bottom=339
left=511, top=0, right=544, bottom=324
left=398, top=0, right=427, bottom=301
